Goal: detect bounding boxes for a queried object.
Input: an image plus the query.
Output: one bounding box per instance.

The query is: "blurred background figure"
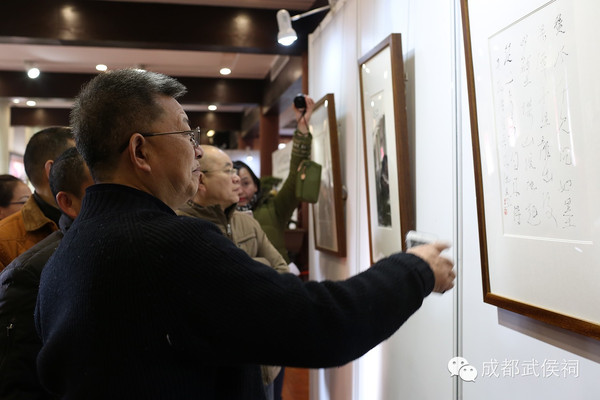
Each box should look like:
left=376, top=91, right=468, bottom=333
left=0, top=175, right=32, bottom=220
left=0, top=126, right=74, bottom=271
left=0, top=147, right=93, bottom=400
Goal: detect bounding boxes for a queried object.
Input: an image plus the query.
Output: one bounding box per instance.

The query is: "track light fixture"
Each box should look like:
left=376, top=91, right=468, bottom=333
left=276, top=0, right=337, bottom=46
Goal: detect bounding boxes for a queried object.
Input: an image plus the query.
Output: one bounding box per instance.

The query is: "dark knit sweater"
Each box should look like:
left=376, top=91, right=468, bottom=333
left=0, top=214, right=72, bottom=400
left=35, top=184, right=434, bottom=400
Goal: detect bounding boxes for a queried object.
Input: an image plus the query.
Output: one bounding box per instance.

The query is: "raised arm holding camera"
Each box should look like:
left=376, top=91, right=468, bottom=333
left=233, top=94, right=315, bottom=263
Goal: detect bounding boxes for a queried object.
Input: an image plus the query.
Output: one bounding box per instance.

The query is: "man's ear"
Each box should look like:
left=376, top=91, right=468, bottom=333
left=44, top=160, right=54, bottom=180
left=56, top=191, right=77, bottom=219
left=128, top=134, right=152, bottom=173
left=197, top=173, right=207, bottom=192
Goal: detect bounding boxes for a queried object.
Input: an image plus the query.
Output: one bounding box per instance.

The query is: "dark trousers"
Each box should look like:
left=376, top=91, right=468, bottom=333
left=273, top=367, right=284, bottom=400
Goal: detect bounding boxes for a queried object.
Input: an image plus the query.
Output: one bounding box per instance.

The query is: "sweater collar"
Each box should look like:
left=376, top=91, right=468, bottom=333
left=78, top=184, right=176, bottom=220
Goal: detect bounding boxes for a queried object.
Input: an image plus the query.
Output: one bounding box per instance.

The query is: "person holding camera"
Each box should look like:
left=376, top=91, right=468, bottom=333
left=234, top=94, right=314, bottom=264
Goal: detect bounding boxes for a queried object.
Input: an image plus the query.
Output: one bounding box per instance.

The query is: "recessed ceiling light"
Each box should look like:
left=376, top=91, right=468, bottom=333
left=219, top=67, right=231, bottom=76
left=96, top=64, right=108, bottom=72
left=11, top=98, right=21, bottom=104
left=246, top=156, right=253, bottom=162
left=208, top=105, right=217, bottom=111
left=26, top=100, right=37, bottom=107
left=206, top=130, right=215, bottom=137
left=27, top=67, right=40, bottom=79
left=278, top=143, right=286, bottom=150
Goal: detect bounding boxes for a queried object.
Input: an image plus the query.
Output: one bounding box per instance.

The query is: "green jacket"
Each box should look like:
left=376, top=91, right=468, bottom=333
left=253, top=129, right=312, bottom=262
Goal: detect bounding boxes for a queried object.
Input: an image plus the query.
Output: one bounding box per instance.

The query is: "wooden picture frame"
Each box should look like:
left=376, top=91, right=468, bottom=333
left=309, top=93, right=346, bottom=257
left=359, top=33, right=414, bottom=264
left=462, top=0, right=600, bottom=339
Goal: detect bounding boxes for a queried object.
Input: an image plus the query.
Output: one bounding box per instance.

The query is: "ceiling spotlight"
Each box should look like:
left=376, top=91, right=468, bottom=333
left=276, top=10, right=298, bottom=46
left=219, top=67, right=231, bottom=76
left=277, top=2, right=335, bottom=46
left=26, top=100, right=37, bottom=107
left=206, top=130, right=215, bottom=137
left=26, top=64, right=40, bottom=79
left=208, top=105, right=217, bottom=111
left=96, top=64, right=108, bottom=72
left=11, top=98, right=21, bottom=104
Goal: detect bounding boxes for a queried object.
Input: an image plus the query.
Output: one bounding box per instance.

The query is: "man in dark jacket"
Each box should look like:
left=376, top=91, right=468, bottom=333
left=0, top=148, right=93, bottom=399
left=35, top=69, right=455, bottom=400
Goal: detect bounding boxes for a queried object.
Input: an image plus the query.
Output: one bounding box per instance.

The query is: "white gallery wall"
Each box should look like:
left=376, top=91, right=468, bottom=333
left=306, top=0, right=600, bottom=399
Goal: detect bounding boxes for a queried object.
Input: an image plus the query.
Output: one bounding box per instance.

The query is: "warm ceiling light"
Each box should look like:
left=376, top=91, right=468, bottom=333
left=208, top=105, right=217, bottom=111
left=96, top=64, right=108, bottom=72
left=27, top=66, right=40, bottom=79
left=219, top=67, right=231, bottom=75
left=206, top=130, right=215, bottom=137
left=11, top=98, right=21, bottom=104
left=26, top=100, right=37, bottom=107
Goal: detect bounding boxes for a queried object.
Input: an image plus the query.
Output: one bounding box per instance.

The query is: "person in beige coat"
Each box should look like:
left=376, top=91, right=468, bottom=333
left=177, top=145, right=288, bottom=274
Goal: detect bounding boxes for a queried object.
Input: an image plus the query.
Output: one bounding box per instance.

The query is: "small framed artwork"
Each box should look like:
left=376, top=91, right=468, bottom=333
left=309, top=93, right=346, bottom=257
left=359, top=33, right=414, bottom=264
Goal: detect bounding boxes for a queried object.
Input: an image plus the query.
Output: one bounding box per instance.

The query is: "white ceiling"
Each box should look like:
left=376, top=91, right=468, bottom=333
left=0, top=43, right=280, bottom=79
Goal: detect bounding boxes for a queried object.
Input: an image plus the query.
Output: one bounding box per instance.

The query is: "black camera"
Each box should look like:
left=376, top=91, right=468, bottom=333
left=293, top=94, right=306, bottom=110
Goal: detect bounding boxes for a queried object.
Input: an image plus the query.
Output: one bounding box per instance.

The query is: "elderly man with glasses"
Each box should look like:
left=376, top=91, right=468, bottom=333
left=177, top=145, right=288, bottom=274
left=35, top=68, right=455, bottom=400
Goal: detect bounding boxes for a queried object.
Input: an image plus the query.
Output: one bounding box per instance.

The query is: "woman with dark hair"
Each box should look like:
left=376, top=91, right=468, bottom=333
left=0, top=175, right=31, bottom=220
left=233, top=95, right=314, bottom=264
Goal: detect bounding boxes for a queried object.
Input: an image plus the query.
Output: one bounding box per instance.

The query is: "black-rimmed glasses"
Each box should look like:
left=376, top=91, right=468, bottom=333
left=201, top=167, right=238, bottom=176
left=141, top=127, right=201, bottom=147
left=119, top=127, right=201, bottom=152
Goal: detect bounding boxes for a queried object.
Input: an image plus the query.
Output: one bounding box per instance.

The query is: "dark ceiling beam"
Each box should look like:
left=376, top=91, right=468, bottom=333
left=0, top=71, right=264, bottom=104
left=187, top=111, right=242, bottom=132
left=262, top=56, right=304, bottom=115
left=10, top=108, right=71, bottom=128
left=10, top=107, right=243, bottom=132
left=0, top=0, right=324, bottom=56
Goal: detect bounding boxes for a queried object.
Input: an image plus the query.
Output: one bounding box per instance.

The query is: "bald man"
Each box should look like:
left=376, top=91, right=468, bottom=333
left=177, top=145, right=288, bottom=273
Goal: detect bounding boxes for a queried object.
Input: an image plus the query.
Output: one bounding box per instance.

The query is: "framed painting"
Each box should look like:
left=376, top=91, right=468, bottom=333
left=462, top=0, right=600, bottom=339
left=309, top=93, right=346, bottom=257
left=358, top=33, right=414, bottom=264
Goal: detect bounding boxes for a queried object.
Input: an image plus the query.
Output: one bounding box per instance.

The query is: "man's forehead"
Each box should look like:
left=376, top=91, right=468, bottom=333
left=203, top=147, right=232, bottom=165
left=215, top=152, right=233, bottom=167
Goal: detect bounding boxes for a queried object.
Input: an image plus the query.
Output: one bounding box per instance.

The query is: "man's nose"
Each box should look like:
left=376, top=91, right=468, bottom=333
left=195, top=145, right=204, bottom=159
